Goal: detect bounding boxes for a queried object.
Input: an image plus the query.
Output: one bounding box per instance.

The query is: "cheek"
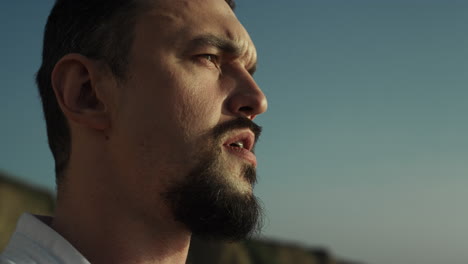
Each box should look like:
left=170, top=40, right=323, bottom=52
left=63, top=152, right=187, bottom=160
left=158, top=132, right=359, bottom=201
left=173, top=78, right=223, bottom=139
left=111, top=60, right=223, bottom=165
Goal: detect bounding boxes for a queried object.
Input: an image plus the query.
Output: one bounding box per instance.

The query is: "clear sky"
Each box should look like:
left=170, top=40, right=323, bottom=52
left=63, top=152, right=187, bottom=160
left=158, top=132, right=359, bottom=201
left=1, top=1, right=468, bottom=264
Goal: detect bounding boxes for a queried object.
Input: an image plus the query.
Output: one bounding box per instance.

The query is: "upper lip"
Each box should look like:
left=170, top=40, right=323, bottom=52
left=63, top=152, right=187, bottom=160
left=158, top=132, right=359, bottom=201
left=223, top=130, right=255, bottom=151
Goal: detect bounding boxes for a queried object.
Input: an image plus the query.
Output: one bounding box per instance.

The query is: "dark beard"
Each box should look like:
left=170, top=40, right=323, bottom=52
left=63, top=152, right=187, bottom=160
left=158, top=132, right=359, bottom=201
left=163, top=118, right=263, bottom=241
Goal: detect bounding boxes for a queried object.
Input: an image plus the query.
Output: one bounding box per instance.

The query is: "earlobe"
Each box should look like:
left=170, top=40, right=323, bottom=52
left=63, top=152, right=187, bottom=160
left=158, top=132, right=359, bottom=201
left=51, top=54, right=111, bottom=131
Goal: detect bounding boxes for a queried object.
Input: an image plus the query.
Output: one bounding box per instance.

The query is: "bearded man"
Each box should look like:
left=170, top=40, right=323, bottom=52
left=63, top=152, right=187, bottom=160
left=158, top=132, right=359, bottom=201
left=0, top=0, right=268, bottom=263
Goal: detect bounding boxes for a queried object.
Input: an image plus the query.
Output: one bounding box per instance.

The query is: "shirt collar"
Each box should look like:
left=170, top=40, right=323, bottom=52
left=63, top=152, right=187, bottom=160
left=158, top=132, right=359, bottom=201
left=13, top=213, right=91, bottom=264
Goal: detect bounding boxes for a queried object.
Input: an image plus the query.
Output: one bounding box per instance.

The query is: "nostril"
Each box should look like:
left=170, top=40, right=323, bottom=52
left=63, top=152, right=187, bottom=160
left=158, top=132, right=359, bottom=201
left=239, top=106, right=253, bottom=113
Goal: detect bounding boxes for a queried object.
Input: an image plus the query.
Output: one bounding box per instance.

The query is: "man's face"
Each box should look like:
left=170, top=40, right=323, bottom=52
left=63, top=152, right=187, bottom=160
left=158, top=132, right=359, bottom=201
left=108, top=0, right=267, bottom=239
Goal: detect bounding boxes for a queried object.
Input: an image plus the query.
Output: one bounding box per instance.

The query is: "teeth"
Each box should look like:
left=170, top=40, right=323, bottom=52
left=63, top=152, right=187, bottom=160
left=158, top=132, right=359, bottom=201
left=231, top=142, right=244, bottom=148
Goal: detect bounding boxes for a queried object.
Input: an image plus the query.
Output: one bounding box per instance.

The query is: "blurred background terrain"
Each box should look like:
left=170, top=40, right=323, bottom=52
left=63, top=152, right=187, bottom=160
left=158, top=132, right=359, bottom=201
left=0, top=171, right=361, bottom=264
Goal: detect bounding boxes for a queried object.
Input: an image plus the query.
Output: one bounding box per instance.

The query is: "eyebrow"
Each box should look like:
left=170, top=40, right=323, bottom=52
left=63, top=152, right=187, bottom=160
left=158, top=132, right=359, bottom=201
left=186, top=34, right=257, bottom=75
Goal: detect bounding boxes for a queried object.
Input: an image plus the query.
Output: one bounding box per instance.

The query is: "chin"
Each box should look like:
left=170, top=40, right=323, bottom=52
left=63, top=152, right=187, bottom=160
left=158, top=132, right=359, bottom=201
left=162, top=156, right=262, bottom=241
left=223, top=169, right=255, bottom=195
left=220, top=154, right=257, bottom=188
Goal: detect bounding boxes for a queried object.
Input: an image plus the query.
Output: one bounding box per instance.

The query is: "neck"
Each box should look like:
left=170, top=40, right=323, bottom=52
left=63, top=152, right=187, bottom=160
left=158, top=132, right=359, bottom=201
left=53, top=185, right=191, bottom=264
left=52, top=149, right=191, bottom=264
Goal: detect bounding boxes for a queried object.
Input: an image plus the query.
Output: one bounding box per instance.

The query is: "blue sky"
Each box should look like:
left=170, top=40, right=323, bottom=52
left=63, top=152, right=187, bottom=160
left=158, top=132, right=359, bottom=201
left=1, top=1, right=468, bottom=264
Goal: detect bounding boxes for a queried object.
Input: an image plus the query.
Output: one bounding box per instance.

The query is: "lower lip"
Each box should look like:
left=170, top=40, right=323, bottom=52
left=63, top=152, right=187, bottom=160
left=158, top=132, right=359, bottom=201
left=223, top=145, right=257, bottom=167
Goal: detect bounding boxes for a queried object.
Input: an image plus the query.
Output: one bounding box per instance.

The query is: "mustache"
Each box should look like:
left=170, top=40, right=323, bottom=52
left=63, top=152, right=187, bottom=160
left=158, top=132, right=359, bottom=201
left=212, top=117, right=262, bottom=144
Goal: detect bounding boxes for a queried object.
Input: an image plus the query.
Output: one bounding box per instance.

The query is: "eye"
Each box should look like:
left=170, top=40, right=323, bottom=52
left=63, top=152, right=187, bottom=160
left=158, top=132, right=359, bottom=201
left=197, top=54, right=219, bottom=65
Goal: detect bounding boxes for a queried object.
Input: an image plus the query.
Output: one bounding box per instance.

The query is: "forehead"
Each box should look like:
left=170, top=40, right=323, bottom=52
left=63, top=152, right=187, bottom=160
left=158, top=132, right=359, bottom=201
left=135, top=0, right=257, bottom=61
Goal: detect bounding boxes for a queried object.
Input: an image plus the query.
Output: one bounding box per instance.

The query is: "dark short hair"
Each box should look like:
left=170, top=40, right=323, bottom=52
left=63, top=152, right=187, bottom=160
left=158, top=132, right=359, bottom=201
left=36, top=0, right=236, bottom=186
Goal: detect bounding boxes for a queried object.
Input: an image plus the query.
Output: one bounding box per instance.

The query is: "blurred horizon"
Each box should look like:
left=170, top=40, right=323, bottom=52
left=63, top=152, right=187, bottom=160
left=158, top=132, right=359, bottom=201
left=2, top=1, right=468, bottom=264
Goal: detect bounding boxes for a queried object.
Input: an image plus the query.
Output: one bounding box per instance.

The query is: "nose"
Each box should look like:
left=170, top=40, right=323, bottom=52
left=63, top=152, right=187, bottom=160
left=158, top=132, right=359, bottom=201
left=224, top=69, right=268, bottom=120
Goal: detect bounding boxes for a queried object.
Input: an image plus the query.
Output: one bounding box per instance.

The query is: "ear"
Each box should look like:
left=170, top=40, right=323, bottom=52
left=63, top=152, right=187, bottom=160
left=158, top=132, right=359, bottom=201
left=51, top=54, right=112, bottom=131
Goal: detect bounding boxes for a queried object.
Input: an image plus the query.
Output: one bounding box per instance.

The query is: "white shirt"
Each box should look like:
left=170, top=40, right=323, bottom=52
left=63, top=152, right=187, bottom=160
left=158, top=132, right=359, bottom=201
left=0, top=213, right=90, bottom=264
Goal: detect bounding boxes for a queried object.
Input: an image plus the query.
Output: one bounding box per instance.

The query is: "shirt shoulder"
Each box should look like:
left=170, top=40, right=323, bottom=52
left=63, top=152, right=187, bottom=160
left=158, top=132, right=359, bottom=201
left=0, top=213, right=90, bottom=264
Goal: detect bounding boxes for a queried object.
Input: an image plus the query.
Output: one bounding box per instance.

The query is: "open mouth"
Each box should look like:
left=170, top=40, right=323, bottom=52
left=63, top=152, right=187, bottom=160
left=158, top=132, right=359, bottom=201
left=223, top=131, right=257, bottom=166
left=229, top=141, right=244, bottom=149
left=223, top=131, right=254, bottom=151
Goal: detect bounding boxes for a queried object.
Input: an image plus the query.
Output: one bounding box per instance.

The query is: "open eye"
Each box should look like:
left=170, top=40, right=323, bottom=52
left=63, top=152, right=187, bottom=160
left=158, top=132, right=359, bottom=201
left=197, top=54, right=219, bottom=65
